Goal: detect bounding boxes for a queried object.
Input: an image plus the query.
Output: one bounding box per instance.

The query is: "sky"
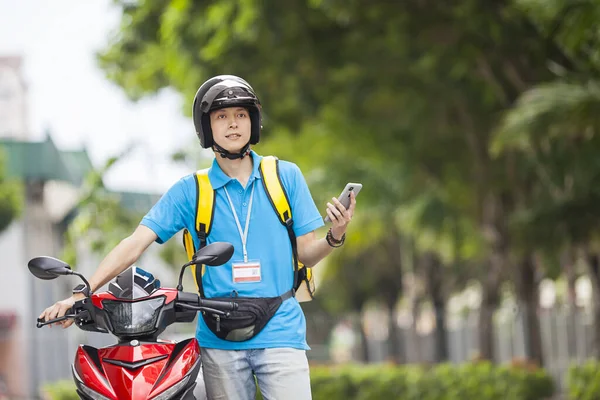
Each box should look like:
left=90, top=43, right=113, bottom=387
left=0, top=0, right=198, bottom=193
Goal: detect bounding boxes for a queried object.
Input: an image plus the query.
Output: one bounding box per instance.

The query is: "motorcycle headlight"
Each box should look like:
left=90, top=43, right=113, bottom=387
left=102, top=297, right=165, bottom=336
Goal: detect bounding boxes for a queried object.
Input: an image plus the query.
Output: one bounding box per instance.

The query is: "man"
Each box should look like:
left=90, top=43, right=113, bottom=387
left=40, top=75, right=356, bottom=399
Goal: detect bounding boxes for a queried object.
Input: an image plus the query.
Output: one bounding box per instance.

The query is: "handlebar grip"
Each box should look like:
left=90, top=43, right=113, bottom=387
left=176, top=292, right=238, bottom=311
left=177, top=291, right=200, bottom=304
left=199, top=298, right=238, bottom=311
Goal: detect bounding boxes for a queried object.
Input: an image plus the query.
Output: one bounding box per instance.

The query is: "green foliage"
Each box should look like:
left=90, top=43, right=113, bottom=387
left=97, top=0, right=600, bottom=250
left=493, top=79, right=600, bottom=252
left=96, top=0, right=558, bottom=261
left=317, top=228, right=381, bottom=315
left=309, top=362, right=554, bottom=400
left=158, top=234, right=190, bottom=270
left=98, top=0, right=600, bottom=364
left=41, top=380, right=79, bottom=400
left=61, top=147, right=142, bottom=266
left=566, top=361, right=600, bottom=400
left=0, top=148, right=22, bottom=232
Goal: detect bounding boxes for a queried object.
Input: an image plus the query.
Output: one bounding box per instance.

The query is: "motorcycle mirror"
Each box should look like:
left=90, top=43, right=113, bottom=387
left=190, top=242, right=234, bottom=267
left=28, top=256, right=73, bottom=280
left=177, top=242, right=234, bottom=291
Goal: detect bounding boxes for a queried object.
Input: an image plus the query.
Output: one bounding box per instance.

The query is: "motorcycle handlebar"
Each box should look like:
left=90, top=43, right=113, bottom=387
left=37, top=293, right=240, bottom=328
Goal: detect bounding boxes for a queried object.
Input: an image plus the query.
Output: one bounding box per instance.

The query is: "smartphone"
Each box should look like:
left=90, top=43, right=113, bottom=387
left=324, top=182, right=362, bottom=223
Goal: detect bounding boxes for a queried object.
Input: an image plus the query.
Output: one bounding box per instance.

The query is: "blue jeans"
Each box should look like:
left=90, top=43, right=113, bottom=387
left=200, top=347, right=312, bottom=400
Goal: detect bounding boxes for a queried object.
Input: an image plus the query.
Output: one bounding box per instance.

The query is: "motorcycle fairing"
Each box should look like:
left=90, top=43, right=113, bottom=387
left=73, top=338, right=200, bottom=400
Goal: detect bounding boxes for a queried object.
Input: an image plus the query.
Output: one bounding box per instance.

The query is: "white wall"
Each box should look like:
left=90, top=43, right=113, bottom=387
left=0, top=221, right=27, bottom=316
left=0, top=220, right=28, bottom=396
left=0, top=61, right=28, bottom=139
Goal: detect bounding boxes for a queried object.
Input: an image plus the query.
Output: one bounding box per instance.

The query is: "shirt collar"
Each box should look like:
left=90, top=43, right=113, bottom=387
left=207, top=150, right=263, bottom=189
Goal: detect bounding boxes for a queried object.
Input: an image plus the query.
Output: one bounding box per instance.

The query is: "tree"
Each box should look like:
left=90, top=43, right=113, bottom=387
left=0, top=148, right=22, bottom=233
left=493, top=81, right=600, bottom=359
left=62, top=147, right=142, bottom=266
left=490, top=0, right=600, bottom=360
left=98, top=0, right=600, bottom=364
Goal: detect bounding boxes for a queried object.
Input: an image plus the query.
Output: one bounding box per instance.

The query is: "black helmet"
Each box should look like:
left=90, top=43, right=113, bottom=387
left=192, top=75, right=262, bottom=153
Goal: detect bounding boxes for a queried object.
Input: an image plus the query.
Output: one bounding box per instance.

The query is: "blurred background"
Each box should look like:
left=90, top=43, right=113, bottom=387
left=1, top=0, right=600, bottom=399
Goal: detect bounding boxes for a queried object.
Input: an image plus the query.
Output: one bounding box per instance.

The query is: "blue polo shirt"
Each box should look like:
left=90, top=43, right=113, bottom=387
left=140, top=151, right=324, bottom=350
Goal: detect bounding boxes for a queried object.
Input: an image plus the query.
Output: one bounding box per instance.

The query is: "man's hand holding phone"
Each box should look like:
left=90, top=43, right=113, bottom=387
left=325, top=183, right=361, bottom=241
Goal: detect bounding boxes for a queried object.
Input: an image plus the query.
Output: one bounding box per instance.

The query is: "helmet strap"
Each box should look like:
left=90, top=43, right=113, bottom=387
left=213, top=141, right=251, bottom=160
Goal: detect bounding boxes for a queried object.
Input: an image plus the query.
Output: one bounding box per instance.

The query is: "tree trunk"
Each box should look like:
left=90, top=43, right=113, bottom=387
left=411, top=296, right=424, bottom=363
left=357, top=315, right=370, bottom=363
left=479, top=252, right=502, bottom=361
left=380, top=230, right=404, bottom=364
left=479, top=280, right=499, bottom=361
left=386, top=303, right=404, bottom=364
left=477, top=192, right=507, bottom=362
left=515, top=254, right=543, bottom=365
left=423, top=253, right=449, bottom=362
left=433, top=301, right=448, bottom=362
left=562, top=249, right=578, bottom=358
left=478, top=298, right=495, bottom=361
left=586, top=252, right=600, bottom=359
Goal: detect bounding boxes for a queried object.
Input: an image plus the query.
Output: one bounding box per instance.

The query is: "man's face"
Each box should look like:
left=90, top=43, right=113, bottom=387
left=210, top=107, right=251, bottom=153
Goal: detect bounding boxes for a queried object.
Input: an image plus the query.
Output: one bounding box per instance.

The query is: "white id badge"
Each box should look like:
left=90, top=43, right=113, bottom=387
left=232, top=260, right=262, bottom=283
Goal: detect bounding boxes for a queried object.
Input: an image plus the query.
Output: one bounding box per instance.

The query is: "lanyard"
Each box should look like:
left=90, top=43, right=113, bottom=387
left=223, top=181, right=255, bottom=262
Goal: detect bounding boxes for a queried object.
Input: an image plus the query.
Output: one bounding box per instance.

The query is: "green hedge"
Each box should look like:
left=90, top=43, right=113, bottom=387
left=567, top=361, right=600, bottom=400
left=42, top=362, right=553, bottom=400
left=41, top=380, right=79, bottom=400
left=308, top=362, right=554, bottom=400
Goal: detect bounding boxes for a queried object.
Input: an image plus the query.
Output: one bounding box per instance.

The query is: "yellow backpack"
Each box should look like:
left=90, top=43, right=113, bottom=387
left=182, top=156, right=315, bottom=302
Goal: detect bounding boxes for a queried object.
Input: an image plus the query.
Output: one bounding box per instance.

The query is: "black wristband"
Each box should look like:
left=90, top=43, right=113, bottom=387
left=326, top=228, right=345, bottom=248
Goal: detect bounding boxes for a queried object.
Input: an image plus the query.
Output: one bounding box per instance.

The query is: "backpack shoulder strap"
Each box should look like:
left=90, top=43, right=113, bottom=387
left=185, top=168, right=214, bottom=297
left=259, top=156, right=301, bottom=294
left=183, top=168, right=213, bottom=262
left=259, top=156, right=293, bottom=225
left=194, top=168, right=214, bottom=247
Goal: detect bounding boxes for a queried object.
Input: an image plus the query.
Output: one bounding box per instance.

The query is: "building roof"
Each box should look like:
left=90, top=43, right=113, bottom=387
left=60, top=149, right=95, bottom=185
left=0, top=135, right=91, bottom=186
left=0, top=135, right=161, bottom=215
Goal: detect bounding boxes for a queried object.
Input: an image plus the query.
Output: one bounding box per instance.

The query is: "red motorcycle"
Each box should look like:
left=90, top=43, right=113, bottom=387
left=30, top=242, right=238, bottom=400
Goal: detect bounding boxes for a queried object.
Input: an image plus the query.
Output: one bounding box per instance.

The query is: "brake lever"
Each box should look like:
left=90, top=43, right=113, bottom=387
left=176, top=302, right=228, bottom=316
left=36, top=314, right=78, bottom=328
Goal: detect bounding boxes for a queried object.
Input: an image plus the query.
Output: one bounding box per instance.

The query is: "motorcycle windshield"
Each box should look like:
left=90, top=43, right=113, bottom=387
left=102, top=297, right=165, bottom=336
left=108, top=266, right=161, bottom=300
